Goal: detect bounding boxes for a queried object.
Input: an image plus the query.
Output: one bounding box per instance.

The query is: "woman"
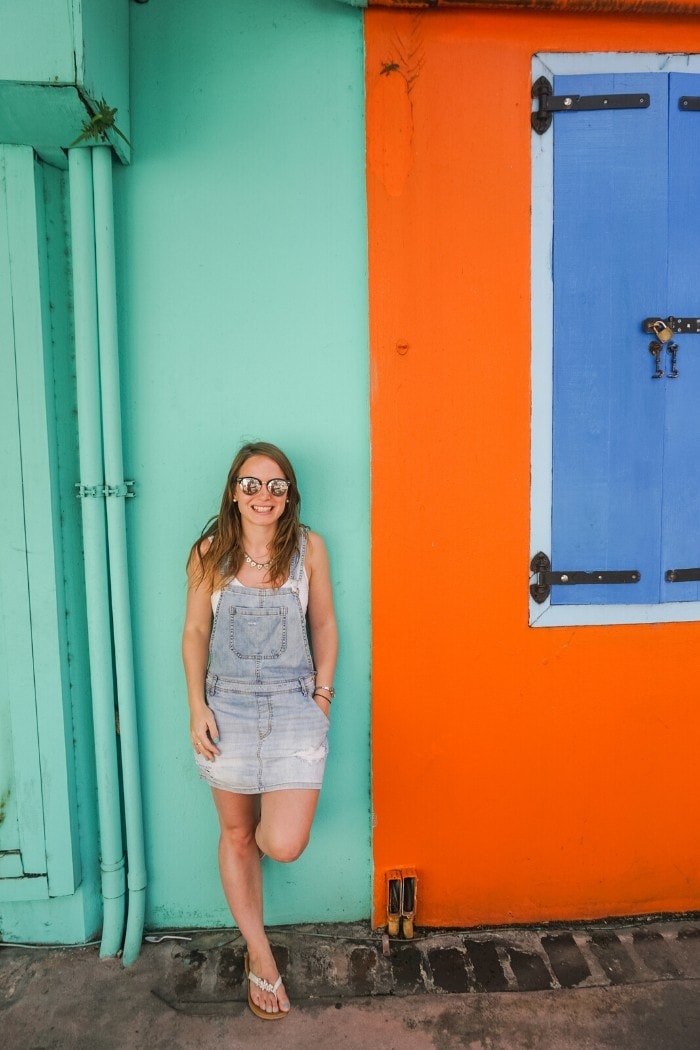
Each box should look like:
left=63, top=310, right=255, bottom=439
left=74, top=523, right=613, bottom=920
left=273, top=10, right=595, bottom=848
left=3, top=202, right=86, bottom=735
left=182, top=441, right=337, bottom=1020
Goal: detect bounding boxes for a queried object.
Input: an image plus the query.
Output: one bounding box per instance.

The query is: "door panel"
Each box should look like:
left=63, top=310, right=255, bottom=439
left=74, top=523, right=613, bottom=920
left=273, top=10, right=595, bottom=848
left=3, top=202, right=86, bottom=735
left=0, top=572, right=23, bottom=877
left=661, top=72, right=700, bottom=602
left=0, top=145, right=79, bottom=902
left=551, top=72, right=700, bottom=606
left=0, top=181, right=47, bottom=883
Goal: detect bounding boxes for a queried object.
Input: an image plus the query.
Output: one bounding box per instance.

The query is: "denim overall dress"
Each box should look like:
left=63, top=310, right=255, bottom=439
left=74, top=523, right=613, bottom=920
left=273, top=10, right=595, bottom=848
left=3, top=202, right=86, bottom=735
left=194, top=527, right=329, bottom=793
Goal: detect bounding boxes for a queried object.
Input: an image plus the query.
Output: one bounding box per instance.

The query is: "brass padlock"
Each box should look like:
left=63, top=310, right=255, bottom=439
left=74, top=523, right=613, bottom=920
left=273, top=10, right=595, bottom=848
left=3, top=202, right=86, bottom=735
left=652, top=319, right=674, bottom=344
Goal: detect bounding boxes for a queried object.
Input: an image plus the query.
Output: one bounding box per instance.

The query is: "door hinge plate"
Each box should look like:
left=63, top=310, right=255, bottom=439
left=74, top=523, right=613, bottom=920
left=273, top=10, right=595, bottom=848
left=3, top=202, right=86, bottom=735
left=666, top=567, right=700, bottom=583
left=530, top=552, right=641, bottom=604
left=531, top=76, right=650, bottom=135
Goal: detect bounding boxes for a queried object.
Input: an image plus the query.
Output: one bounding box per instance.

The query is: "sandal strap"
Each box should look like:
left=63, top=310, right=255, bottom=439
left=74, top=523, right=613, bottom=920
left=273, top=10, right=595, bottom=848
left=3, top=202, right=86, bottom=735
left=248, top=968, right=282, bottom=995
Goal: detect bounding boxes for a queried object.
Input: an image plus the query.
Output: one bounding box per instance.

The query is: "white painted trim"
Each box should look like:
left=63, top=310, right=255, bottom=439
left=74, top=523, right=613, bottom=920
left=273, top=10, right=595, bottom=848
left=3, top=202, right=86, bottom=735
left=530, top=54, right=554, bottom=626
left=536, top=52, right=700, bottom=75
left=531, top=600, right=700, bottom=627
left=529, top=52, right=700, bottom=627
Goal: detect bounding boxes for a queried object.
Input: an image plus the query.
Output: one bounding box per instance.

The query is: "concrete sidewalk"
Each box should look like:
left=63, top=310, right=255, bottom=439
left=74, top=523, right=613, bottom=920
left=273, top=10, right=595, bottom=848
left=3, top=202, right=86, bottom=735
left=2, top=918, right=699, bottom=1049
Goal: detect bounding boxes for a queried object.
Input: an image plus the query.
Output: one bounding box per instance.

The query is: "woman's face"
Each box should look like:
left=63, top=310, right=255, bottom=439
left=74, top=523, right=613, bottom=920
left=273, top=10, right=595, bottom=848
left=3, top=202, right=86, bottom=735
left=234, top=454, right=289, bottom=531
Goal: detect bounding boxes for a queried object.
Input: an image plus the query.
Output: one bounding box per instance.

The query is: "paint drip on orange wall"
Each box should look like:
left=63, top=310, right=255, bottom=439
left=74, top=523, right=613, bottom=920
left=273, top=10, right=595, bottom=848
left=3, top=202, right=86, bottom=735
left=366, top=8, right=700, bottom=928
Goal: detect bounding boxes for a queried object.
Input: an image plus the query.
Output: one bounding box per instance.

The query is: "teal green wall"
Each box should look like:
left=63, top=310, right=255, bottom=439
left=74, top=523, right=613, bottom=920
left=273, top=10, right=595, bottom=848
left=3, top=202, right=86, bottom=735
left=114, top=0, right=370, bottom=927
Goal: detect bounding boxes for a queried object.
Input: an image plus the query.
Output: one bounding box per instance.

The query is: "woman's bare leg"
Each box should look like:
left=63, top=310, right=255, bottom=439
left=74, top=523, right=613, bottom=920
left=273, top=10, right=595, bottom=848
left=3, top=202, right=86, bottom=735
left=211, top=788, right=290, bottom=1015
left=212, top=787, right=321, bottom=1014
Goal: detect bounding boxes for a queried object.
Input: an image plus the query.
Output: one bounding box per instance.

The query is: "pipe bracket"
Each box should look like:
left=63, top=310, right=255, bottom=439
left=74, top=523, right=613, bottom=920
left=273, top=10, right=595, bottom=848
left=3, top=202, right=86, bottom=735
left=106, top=481, right=135, bottom=498
left=75, top=481, right=135, bottom=499
left=75, top=482, right=106, bottom=499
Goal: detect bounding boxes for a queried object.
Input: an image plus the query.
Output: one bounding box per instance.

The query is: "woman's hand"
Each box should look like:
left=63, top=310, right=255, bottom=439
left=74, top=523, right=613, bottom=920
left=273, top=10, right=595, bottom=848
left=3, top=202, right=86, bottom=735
left=312, top=690, right=332, bottom=719
left=190, top=704, right=221, bottom=761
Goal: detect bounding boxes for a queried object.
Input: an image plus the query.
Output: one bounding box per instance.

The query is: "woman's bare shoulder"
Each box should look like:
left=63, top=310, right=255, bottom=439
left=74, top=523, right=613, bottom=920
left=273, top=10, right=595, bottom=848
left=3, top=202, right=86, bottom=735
left=186, top=535, right=216, bottom=584
left=305, top=528, right=326, bottom=549
left=305, top=529, right=330, bottom=570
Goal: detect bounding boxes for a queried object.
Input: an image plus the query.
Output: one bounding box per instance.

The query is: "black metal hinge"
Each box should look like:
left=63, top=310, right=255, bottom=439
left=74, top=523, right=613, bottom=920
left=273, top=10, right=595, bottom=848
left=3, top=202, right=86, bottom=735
left=666, top=567, right=700, bottom=583
left=530, top=552, right=641, bottom=604
left=531, top=77, right=650, bottom=135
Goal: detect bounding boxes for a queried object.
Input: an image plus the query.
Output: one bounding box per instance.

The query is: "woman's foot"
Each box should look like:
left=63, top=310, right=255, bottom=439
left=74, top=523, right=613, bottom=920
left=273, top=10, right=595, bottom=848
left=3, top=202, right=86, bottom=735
left=245, top=950, right=290, bottom=1018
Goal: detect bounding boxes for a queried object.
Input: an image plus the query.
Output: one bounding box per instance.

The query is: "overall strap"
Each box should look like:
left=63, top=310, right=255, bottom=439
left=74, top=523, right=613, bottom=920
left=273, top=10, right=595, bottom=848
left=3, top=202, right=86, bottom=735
left=290, top=526, right=309, bottom=582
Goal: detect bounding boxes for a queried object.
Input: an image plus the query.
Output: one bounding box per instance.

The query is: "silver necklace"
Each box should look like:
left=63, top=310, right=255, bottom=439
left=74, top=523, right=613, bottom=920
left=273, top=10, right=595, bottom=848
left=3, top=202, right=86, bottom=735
left=243, top=551, right=272, bottom=570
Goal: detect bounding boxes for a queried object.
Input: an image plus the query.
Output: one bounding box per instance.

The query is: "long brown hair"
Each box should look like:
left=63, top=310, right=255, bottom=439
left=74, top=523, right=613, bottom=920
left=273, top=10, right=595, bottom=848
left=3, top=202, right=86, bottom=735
left=189, top=441, right=302, bottom=589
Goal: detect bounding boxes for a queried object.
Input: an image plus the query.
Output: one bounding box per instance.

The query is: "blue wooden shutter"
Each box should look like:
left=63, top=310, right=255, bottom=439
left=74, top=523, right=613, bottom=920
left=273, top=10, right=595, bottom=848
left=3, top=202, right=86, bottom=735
left=660, top=73, right=700, bottom=603
left=551, top=71, right=700, bottom=607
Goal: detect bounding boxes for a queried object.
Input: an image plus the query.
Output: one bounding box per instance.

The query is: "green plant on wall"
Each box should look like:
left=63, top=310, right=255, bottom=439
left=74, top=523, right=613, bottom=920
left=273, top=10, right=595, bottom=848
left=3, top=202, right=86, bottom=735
left=69, top=99, right=131, bottom=149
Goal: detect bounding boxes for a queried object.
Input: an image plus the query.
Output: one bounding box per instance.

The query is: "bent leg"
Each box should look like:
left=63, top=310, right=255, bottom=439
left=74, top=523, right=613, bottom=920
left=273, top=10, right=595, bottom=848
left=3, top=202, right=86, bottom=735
left=256, top=788, right=321, bottom=863
left=211, top=788, right=290, bottom=1015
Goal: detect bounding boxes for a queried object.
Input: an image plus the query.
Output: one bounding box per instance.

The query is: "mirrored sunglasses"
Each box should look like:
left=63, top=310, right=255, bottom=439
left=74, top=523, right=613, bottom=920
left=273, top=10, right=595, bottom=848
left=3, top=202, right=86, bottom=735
left=237, top=476, right=290, bottom=497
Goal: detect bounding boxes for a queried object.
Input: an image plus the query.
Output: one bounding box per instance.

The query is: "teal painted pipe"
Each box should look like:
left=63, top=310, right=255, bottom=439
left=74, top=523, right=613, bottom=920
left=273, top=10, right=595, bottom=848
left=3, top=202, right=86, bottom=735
left=92, top=146, right=147, bottom=966
left=68, top=149, right=126, bottom=959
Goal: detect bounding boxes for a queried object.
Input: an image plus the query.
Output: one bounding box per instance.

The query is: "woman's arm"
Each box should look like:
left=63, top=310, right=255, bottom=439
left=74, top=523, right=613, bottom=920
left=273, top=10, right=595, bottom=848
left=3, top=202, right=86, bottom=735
left=306, top=531, right=338, bottom=718
left=182, top=549, right=220, bottom=760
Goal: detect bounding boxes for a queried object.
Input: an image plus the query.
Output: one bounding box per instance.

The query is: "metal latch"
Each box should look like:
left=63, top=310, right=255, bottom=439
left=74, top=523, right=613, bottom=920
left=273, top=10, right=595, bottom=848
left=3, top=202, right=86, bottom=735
left=530, top=552, right=641, bottom=604
left=643, top=317, right=700, bottom=335
left=531, top=76, right=650, bottom=135
left=642, top=318, right=700, bottom=378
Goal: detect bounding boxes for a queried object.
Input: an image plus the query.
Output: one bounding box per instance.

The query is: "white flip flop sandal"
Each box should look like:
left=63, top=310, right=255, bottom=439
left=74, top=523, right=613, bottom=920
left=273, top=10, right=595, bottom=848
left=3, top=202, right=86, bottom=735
left=244, top=952, right=290, bottom=1020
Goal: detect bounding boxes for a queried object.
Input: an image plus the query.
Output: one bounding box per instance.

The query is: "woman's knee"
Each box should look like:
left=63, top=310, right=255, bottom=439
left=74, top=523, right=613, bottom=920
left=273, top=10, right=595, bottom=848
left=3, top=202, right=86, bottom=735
left=218, top=817, right=258, bottom=857
left=261, top=828, right=310, bottom=864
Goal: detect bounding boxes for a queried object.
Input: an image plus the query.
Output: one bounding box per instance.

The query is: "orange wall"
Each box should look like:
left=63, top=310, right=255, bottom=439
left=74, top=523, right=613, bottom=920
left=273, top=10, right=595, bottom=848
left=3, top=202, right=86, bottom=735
left=367, top=9, right=700, bottom=927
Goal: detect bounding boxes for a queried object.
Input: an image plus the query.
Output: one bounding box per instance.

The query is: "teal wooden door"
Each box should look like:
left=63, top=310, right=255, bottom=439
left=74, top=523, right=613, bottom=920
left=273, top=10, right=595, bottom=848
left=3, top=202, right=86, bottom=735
left=0, top=172, right=48, bottom=894
left=551, top=71, right=700, bottom=607
left=0, top=145, right=81, bottom=903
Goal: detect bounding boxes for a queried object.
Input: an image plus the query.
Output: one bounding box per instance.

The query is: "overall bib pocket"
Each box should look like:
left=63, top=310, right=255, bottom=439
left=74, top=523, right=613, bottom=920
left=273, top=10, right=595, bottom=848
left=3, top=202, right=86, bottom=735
left=229, top=606, right=288, bottom=660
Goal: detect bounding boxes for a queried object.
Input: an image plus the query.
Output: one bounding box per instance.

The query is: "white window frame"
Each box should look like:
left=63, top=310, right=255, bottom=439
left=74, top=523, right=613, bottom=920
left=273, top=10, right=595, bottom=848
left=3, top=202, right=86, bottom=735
left=530, top=51, right=700, bottom=627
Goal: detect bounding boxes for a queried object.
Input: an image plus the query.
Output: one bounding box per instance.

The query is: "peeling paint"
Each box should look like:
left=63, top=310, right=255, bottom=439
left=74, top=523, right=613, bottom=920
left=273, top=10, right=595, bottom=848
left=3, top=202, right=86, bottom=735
left=0, top=788, right=10, bottom=827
